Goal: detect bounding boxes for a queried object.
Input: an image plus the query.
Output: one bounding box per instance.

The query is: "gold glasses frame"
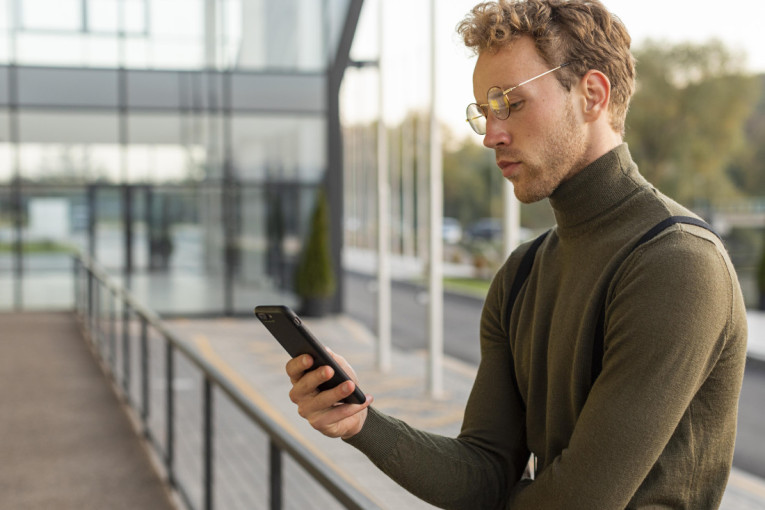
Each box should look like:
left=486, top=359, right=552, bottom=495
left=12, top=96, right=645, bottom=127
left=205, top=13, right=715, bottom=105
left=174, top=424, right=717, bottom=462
left=466, top=62, right=572, bottom=135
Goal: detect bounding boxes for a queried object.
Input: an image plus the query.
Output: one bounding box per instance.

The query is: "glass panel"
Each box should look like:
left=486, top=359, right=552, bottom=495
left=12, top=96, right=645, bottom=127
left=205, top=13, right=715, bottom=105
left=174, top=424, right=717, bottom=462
left=0, top=0, right=8, bottom=64
left=223, top=0, right=325, bottom=71
left=128, top=186, right=225, bottom=314
left=19, top=111, right=119, bottom=144
left=94, top=186, right=124, bottom=271
left=17, top=186, right=85, bottom=310
left=0, top=185, right=13, bottom=264
left=234, top=185, right=298, bottom=312
left=18, top=143, right=121, bottom=184
left=21, top=0, right=82, bottom=31
left=125, top=144, right=199, bottom=184
left=18, top=68, right=119, bottom=108
left=123, top=0, right=149, bottom=33
left=0, top=108, right=9, bottom=185
left=0, top=185, right=14, bottom=309
left=122, top=0, right=204, bottom=70
left=87, top=0, right=119, bottom=33
left=230, top=115, right=325, bottom=182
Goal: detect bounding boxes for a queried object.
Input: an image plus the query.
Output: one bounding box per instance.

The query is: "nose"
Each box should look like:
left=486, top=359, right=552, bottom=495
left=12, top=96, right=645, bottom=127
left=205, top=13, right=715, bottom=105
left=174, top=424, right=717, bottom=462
left=482, top=115, right=511, bottom=149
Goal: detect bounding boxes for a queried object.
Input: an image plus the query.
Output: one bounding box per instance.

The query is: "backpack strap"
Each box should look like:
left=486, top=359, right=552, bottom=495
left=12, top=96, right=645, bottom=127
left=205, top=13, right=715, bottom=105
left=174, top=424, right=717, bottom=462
left=504, top=230, right=550, bottom=331
left=505, top=216, right=719, bottom=388
left=590, top=215, right=720, bottom=385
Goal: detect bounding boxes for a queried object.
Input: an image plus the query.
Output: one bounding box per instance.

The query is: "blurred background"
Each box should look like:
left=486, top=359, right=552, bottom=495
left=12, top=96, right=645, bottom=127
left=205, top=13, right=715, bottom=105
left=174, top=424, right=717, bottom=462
left=1, top=0, right=764, bottom=507
left=1, top=0, right=763, bottom=313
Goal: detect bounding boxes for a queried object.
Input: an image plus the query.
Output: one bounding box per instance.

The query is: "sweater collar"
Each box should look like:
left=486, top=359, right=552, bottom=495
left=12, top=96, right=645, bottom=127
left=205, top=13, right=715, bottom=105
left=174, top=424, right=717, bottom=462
left=548, top=143, right=646, bottom=229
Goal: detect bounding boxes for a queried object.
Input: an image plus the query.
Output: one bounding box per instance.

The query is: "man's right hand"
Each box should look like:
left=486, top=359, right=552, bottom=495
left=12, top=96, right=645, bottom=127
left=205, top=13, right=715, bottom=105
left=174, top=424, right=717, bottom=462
left=285, top=349, right=372, bottom=440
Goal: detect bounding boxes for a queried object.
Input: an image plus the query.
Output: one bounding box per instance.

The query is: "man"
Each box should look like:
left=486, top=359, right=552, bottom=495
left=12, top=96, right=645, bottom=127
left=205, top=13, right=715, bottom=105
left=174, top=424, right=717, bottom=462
left=286, top=0, right=748, bottom=508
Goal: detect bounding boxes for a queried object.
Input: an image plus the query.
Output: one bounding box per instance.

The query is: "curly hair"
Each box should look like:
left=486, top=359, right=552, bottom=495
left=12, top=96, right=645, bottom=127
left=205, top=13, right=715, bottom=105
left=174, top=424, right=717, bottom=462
left=457, top=0, right=635, bottom=135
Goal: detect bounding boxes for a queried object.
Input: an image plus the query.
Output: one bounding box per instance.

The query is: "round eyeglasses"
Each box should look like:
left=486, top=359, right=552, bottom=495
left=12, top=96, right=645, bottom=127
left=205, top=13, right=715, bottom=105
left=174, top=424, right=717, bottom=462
left=466, top=62, right=572, bottom=135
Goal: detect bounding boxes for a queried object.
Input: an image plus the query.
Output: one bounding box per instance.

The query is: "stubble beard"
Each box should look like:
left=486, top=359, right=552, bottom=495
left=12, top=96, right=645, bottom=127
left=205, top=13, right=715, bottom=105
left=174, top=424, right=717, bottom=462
left=503, top=100, right=588, bottom=204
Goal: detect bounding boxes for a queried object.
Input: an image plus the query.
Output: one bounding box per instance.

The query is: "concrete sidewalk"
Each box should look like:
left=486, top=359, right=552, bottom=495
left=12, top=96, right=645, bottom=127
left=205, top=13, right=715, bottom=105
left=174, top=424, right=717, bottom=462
left=0, top=312, right=174, bottom=510
left=167, top=313, right=765, bottom=510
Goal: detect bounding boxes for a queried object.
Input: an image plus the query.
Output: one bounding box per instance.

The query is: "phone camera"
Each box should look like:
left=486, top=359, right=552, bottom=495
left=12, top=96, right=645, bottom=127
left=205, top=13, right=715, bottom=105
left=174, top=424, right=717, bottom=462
left=257, top=312, right=273, bottom=321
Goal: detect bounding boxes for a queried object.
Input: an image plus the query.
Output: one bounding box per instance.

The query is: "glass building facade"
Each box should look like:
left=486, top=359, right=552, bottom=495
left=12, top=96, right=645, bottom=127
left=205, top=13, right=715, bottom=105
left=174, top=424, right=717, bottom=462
left=0, top=0, right=363, bottom=314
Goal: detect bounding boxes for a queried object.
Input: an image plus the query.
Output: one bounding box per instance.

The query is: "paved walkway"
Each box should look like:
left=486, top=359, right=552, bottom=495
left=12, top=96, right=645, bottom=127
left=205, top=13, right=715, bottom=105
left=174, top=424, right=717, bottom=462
left=0, top=312, right=174, bottom=510
left=167, top=310, right=765, bottom=510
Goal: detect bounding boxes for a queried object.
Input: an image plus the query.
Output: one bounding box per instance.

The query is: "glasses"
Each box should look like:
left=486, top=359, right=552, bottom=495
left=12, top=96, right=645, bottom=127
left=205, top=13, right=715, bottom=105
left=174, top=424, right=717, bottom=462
left=466, top=62, right=572, bottom=135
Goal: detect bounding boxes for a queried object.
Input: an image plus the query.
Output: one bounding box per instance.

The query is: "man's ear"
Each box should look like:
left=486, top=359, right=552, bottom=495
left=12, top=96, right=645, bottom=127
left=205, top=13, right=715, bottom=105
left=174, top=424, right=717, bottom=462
left=579, top=70, right=611, bottom=122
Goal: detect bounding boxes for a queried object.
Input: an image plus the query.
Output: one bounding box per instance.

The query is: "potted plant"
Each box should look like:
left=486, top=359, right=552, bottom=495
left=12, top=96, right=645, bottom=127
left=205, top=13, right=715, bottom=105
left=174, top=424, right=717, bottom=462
left=294, top=188, right=337, bottom=317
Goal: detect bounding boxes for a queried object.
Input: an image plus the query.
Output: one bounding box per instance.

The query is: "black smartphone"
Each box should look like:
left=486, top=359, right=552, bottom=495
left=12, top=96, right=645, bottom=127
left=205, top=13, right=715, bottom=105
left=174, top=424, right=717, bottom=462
left=254, top=305, right=366, bottom=405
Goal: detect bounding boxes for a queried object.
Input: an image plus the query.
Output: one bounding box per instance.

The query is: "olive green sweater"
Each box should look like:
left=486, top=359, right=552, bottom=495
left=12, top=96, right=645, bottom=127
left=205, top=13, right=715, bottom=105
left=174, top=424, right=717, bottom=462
left=346, top=144, right=748, bottom=509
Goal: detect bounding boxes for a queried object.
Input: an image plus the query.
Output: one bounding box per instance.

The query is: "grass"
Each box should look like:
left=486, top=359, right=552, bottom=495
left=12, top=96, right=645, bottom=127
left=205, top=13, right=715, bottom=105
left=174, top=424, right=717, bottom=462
left=0, top=241, right=77, bottom=254
left=443, top=277, right=492, bottom=298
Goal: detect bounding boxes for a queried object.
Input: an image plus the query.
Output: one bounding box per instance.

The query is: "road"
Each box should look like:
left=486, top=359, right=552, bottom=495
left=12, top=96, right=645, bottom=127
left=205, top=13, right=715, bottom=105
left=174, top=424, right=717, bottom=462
left=343, top=271, right=765, bottom=480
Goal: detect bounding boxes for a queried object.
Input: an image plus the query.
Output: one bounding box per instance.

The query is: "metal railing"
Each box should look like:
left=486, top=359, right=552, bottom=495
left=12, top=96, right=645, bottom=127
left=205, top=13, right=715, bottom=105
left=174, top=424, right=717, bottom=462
left=73, top=253, right=377, bottom=510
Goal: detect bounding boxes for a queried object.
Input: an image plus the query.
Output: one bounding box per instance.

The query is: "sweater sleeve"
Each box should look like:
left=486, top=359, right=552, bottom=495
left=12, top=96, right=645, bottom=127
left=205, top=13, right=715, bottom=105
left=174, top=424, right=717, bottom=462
left=344, top=259, right=531, bottom=510
left=507, top=228, right=747, bottom=508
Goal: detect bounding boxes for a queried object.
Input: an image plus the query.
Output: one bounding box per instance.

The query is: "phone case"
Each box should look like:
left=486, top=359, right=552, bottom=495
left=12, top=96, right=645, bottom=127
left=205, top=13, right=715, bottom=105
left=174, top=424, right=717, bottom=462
left=254, top=305, right=366, bottom=405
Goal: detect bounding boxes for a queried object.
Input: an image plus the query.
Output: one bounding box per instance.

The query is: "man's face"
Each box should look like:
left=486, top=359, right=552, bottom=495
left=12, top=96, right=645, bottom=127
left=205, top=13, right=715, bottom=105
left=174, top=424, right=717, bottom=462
left=472, top=36, right=588, bottom=204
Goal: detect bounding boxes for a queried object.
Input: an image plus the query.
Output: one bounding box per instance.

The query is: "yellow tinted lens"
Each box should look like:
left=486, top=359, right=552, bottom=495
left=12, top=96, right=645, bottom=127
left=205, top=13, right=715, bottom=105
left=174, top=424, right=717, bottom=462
left=487, top=87, right=509, bottom=119
left=466, top=103, right=486, bottom=134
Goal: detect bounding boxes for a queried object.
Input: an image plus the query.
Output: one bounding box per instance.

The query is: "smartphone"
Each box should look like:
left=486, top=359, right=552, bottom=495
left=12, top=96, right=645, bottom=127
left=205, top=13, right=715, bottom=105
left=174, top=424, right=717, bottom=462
left=254, top=305, right=366, bottom=405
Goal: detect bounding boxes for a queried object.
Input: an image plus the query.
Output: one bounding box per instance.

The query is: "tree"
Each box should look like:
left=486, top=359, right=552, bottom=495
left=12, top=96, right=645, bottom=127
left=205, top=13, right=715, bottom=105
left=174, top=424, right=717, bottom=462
left=294, top=188, right=336, bottom=316
left=727, top=74, right=765, bottom=196
left=442, top=135, right=502, bottom=226
left=625, top=39, right=760, bottom=207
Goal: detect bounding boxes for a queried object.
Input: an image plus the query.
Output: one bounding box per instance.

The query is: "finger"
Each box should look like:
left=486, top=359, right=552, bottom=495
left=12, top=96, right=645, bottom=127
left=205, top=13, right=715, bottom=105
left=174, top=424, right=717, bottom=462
left=316, top=379, right=364, bottom=408
left=290, top=364, right=335, bottom=406
left=285, top=354, right=313, bottom=382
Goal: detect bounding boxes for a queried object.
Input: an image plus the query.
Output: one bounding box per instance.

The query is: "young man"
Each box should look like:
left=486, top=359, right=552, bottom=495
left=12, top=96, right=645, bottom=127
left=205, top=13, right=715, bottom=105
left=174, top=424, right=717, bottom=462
left=286, top=0, right=748, bottom=508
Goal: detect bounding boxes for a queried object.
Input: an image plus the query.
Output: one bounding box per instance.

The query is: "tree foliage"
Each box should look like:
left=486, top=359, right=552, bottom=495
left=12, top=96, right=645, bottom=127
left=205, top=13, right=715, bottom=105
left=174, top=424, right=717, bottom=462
left=728, top=75, right=765, bottom=196
left=625, top=39, right=761, bottom=206
left=294, top=189, right=336, bottom=299
left=442, top=135, right=502, bottom=225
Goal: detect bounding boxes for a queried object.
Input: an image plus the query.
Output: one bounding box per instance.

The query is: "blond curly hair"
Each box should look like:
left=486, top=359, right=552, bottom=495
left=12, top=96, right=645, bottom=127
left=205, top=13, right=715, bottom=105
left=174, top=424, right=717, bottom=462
left=457, top=0, right=635, bottom=135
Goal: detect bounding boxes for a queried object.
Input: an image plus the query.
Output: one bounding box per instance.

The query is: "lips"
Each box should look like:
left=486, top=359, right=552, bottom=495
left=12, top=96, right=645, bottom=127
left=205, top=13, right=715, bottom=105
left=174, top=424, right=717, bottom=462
left=497, top=160, right=521, bottom=179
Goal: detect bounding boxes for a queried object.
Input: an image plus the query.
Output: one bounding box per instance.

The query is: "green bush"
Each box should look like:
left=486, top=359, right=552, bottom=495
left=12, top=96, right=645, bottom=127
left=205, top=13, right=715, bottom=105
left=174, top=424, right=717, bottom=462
left=294, top=189, right=336, bottom=299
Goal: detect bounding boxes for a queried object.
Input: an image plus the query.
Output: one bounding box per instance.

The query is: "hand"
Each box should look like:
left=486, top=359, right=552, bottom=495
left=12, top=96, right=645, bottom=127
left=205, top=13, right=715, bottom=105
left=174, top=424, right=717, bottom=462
left=285, top=348, right=373, bottom=439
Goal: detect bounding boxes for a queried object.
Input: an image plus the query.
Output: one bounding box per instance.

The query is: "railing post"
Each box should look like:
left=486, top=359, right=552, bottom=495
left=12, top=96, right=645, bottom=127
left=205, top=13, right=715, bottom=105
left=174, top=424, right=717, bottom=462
left=94, top=280, right=101, bottom=352
left=123, top=301, right=131, bottom=398
left=140, top=317, right=150, bottom=428
left=269, top=440, right=282, bottom=510
left=88, top=270, right=94, bottom=341
left=166, top=340, right=175, bottom=486
left=109, top=290, right=117, bottom=371
left=73, top=258, right=80, bottom=316
left=203, top=378, right=214, bottom=510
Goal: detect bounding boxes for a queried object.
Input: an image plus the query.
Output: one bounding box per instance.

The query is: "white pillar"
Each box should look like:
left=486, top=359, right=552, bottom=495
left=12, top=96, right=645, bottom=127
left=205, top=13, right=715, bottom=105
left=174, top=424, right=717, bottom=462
left=503, top=180, right=521, bottom=257
left=427, top=0, right=444, bottom=398
left=376, top=0, right=391, bottom=372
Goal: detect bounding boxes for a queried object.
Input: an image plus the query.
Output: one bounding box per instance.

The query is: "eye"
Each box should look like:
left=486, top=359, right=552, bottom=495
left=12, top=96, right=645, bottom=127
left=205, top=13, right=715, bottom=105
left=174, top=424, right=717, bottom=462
left=509, top=100, right=524, bottom=112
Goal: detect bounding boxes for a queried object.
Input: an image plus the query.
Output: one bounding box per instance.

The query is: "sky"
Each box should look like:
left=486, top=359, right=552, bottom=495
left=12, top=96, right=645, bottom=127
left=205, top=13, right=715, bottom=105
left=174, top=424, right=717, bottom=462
left=343, top=0, right=765, bottom=137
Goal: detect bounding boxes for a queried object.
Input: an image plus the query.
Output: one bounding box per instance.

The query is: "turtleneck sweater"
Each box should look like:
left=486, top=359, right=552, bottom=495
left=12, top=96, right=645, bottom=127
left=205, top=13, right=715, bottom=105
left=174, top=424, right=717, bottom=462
left=345, top=144, right=747, bottom=509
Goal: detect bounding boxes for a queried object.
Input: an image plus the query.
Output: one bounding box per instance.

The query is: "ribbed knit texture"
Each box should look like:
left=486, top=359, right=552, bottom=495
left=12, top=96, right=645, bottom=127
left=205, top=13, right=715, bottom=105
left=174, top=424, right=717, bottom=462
left=346, top=144, right=747, bottom=509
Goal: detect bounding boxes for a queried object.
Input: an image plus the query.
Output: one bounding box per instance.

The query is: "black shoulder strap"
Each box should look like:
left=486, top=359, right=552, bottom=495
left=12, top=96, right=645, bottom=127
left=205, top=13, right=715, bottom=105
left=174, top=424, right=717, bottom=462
left=505, top=230, right=550, bottom=331
left=505, top=216, right=719, bottom=391
left=590, top=215, right=720, bottom=385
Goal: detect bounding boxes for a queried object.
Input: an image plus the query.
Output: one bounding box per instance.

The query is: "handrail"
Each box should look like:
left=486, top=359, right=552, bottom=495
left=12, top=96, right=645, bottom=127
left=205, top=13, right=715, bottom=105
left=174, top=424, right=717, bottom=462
left=73, top=253, right=378, bottom=510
